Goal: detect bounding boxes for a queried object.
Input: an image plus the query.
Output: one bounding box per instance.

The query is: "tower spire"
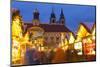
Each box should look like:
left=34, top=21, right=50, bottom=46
left=33, top=8, right=40, bottom=25
left=59, top=8, right=65, bottom=25
left=60, top=8, right=64, bottom=18
left=33, top=8, right=39, bottom=20
left=50, top=7, right=56, bottom=24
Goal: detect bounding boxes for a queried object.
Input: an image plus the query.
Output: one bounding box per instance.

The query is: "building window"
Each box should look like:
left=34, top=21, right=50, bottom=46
left=52, top=19, right=55, bottom=23
left=50, top=37, right=54, bottom=41
left=56, top=37, right=59, bottom=41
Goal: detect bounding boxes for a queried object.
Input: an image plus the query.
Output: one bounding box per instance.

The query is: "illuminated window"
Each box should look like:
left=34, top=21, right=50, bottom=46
left=74, top=42, right=83, bottom=55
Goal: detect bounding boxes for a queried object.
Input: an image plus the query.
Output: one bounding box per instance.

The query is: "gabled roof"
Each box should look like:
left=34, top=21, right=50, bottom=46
left=79, top=23, right=91, bottom=33
left=83, top=22, right=94, bottom=31
left=91, top=23, right=96, bottom=35
left=66, top=32, right=76, bottom=44
left=66, top=32, right=76, bottom=40
left=75, top=23, right=91, bottom=41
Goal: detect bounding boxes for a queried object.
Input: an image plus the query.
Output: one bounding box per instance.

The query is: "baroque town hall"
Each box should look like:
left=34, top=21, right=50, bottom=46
left=12, top=8, right=73, bottom=51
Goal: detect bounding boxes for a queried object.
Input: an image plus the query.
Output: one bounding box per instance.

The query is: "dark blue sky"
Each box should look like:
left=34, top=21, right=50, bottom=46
left=11, top=1, right=96, bottom=32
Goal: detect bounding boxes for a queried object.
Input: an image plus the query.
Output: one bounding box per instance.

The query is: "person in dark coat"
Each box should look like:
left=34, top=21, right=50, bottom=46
left=31, top=48, right=40, bottom=64
left=52, top=48, right=67, bottom=64
left=37, top=51, right=47, bottom=64
left=66, top=49, right=78, bottom=62
left=46, top=49, right=55, bottom=63
left=25, top=47, right=33, bottom=65
left=25, top=47, right=40, bottom=65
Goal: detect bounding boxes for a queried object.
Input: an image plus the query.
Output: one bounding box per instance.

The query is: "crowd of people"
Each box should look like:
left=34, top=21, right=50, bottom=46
left=22, top=45, right=95, bottom=65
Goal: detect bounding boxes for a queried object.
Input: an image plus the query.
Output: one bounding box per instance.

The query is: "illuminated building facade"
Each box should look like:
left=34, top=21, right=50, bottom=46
left=11, top=8, right=96, bottom=65
left=23, top=8, right=71, bottom=49
left=11, top=8, right=71, bottom=64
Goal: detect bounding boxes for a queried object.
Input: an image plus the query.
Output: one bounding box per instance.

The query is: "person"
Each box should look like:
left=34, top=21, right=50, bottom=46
left=52, top=48, right=67, bottom=64
left=31, top=48, right=40, bottom=65
left=24, top=46, right=33, bottom=65
left=37, top=51, right=47, bottom=64
left=66, top=49, right=78, bottom=62
left=46, top=49, right=55, bottom=63
left=25, top=46, right=40, bottom=65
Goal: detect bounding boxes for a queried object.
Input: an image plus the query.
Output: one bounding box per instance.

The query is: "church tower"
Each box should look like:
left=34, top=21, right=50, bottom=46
left=33, top=8, right=40, bottom=25
left=59, top=9, right=65, bottom=25
left=50, top=8, right=56, bottom=24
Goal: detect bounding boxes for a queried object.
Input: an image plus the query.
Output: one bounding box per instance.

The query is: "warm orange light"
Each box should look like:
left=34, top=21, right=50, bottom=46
left=77, top=24, right=90, bottom=41
left=69, top=32, right=75, bottom=44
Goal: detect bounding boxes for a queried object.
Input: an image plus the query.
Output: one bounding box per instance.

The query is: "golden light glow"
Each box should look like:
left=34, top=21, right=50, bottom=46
left=12, top=15, right=23, bottom=64
left=77, top=24, right=90, bottom=38
left=12, top=11, right=96, bottom=65
left=12, top=40, right=21, bottom=63
left=92, top=36, right=95, bottom=40
left=24, top=32, right=29, bottom=42
left=59, top=33, right=69, bottom=51
left=92, top=24, right=96, bottom=36
left=65, top=38, right=68, bottom=45
left=74, top=42, right=82, bottom=55
left=69, top=32, right=75, bottom=44
left=87, top=38, right=92, bottom=43
left=12, top=19, right=22, bottom=38
left=83, top=37, right=92, bottom=44
left=74, top=42, right=82, bottom=49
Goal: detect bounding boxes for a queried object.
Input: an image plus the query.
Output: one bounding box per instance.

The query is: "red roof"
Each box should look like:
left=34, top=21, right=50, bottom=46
left=23, top=23, right=71, bottom=32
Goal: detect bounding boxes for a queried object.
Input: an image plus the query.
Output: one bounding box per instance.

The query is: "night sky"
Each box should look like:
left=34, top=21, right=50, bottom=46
left=11, top=1, right=96, bottom=32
